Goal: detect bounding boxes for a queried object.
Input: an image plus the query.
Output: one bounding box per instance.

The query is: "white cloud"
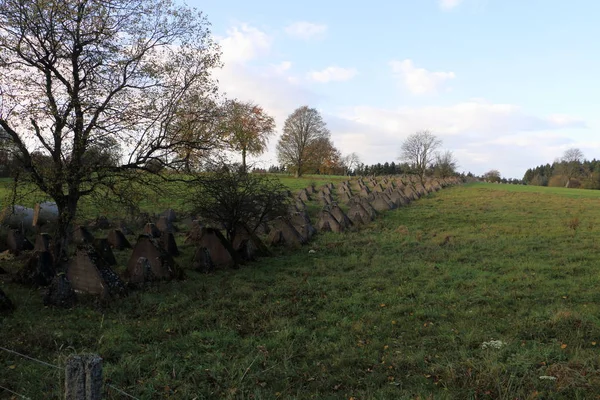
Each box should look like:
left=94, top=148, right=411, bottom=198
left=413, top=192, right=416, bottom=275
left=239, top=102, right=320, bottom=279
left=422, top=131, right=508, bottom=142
left=308, top=66, right=358, bottom=83
left=215, top=24, right=312, bottom=116
left=327, top=100, right=587, bottom=178
left=216, top=62, right=317, bottom=122
left=342, top=101, right=585, bottom=136
left=546, top=114, right=585, bottom=127
left=439, top=0, right=464, bottom=10
left=213, top=23, right=321, bottom=167
left=218, top=24, right=272, bottom=64
left=212, top=23, right=590, bottom=178
left=284, top=21, right=327, bottom=40
left=272, top=61, right=292, bottom=74
left=390, top=59, right=455, bottom=95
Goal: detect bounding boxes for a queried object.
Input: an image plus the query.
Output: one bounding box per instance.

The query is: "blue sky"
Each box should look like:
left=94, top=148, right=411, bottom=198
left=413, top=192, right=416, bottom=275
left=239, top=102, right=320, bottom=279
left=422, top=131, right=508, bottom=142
left=189, top=0, right=599, bottom=178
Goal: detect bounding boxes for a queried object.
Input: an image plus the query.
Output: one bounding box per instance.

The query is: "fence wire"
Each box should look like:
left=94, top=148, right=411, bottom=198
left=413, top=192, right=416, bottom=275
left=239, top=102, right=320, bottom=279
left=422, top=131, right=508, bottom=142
left=1, top=346, right=139, bottom=399
left=0, top=346, right=61, bottom=370
left=0, top=383, right=31, bottom=399
left=107, top=384, right=140, bottom=399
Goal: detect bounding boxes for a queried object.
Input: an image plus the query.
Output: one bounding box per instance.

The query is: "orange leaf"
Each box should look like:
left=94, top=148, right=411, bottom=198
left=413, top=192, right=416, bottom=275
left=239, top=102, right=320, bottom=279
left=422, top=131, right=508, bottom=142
left=560, top=343, right=567, bottom=349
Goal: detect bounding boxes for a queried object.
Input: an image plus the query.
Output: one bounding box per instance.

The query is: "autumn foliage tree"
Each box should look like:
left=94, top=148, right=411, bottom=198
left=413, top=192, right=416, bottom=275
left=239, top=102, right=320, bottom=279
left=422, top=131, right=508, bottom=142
left=0, top=0, right=221, bottom=270
left=276, top=106, right=331, bottom=177
left=220, top=100, right=275, bottom=172
left=170, top=97, right=224, bottom=172
left=306, top=137, right=342, bottom=175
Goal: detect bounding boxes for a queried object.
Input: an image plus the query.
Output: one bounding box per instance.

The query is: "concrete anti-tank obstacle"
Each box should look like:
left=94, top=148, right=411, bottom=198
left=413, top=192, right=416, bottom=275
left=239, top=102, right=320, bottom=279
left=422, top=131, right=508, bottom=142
left=316, top=210, right=343, bottom=233
left=73, top=225, right=94, bottom=244
left=16, top=250, right=55, bottom=287
left=288, top=211, right=316, bottom=242
left=143, top=223, right=161, bottom=238
left=128, top=257, right=156, bottom=285
left=67, top=245, right=127, bottom=298
left=7, top=229, right=34, bottom=255
left=160, top=232, right=179, bottom=256
left=107, top=229, right=131, bottom=250
left=191, top=227, right=239, bottom=268
left=125, top=235, right=180, bottom=281
left=327, top=204, right=352, bottom=230
left=268, top=218, right=306, bottom=247
left=43, top=273, right=77, bottom=308
left=34, top=233, right=52, bottom=252
left=0, top=287, right=15, bottom=314
left=232, top=224, right=270, bottom=259
left=156, top=215, right=175, bottom=234
left=93, top=238, right=118, bottom=266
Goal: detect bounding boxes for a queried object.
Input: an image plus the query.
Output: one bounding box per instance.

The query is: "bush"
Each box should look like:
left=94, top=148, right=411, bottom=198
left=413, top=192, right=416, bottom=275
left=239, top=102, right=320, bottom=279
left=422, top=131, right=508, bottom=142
left=548, top=175, right=568, bottom=187
left=187, top=167, right=290, bottom=242
left=529, top=174, right=548, bottom=186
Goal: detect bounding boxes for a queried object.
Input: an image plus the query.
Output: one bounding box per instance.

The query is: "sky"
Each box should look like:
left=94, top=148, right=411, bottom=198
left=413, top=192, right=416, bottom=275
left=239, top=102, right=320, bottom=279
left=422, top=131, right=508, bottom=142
left=187, top=0, right=600, bottom=179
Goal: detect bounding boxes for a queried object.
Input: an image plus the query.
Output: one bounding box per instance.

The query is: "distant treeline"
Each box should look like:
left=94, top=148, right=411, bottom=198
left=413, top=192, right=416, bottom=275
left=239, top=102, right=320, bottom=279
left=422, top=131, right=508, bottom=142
left=355, top=162, right=408, bottom=176
left=261, top=162, right=412, bottom=176
left=523, top=158, right=600, bottom=189
left=260, top=160, right=461, bottom=178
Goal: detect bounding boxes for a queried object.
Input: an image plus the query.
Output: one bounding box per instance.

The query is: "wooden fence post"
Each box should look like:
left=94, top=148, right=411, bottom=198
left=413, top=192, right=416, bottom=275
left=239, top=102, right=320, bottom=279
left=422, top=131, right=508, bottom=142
left=65, top=354, right=103, bottom=400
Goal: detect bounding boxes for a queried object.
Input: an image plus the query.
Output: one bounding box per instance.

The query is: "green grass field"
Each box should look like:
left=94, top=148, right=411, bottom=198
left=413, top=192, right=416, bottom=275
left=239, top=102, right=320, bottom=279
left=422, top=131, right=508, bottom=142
left=2, top=181, right=600, bottom=399
left=0, top=174, right=349, bottom=221
left=274, top=174, right=349, bottom=192
left=468, top=181, right=600, bottom=198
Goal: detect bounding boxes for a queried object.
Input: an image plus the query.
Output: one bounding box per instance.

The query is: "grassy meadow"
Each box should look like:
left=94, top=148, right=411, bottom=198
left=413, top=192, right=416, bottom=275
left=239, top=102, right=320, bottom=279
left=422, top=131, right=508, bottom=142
left=0, top=174, right=349, bottom=221
left=2, top=180, right=600, bottom=399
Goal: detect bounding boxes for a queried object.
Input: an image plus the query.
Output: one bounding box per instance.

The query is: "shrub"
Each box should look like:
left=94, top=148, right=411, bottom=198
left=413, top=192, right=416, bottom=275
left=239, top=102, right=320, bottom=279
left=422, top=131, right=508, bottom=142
left=187, top=167, right=290, bottom=242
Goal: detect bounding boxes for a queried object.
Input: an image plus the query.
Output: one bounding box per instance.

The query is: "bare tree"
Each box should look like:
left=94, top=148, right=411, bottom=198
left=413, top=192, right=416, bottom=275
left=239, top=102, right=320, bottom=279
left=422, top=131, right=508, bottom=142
left=563, top=148, right=584, bottom=163
left=276, top=106, right=330, bottom=177
left=220, top=100, right=275, bottom=173
left=399, top=130, right=442, bottom=183
left=483, top=169, right=501, bottom=182
left=341, top=152, right=361, bottom=175
left=560, top=148, right=584, bottom=188
left=188, top=166, right=290, bottom=243
left=433, top=150, right=458, bottom=178
left=0, top=0, right=221, bottom=267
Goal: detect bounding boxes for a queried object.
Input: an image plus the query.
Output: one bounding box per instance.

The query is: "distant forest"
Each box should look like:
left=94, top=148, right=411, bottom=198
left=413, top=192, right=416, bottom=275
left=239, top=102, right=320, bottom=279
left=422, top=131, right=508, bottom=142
left=265, top=161, right=465, bottom=178
left=523, top=156, right=600, bottom=189
left=265, top=161, right=413, bottom=176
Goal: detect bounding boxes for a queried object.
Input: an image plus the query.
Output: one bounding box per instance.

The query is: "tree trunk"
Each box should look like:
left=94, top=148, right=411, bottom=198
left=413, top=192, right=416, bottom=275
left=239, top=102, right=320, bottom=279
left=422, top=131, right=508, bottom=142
left=53, top=195, right=78, bottom=270
left=241, top=148, right=247, bottom=173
